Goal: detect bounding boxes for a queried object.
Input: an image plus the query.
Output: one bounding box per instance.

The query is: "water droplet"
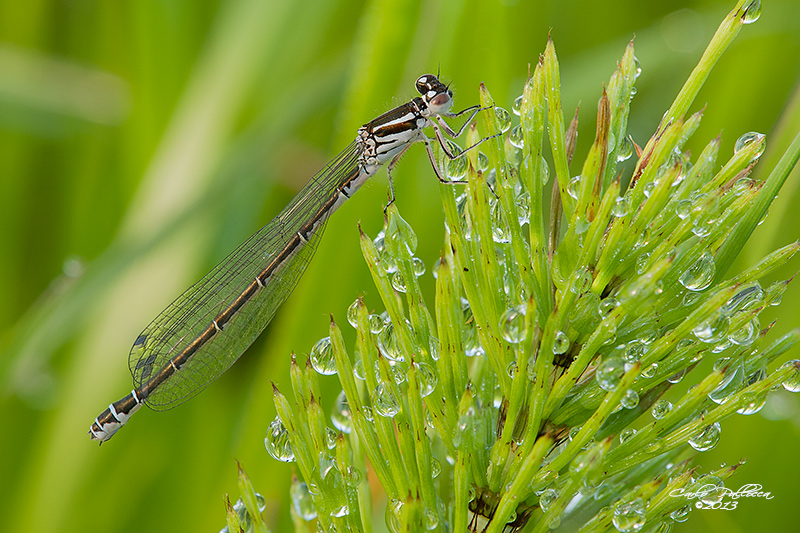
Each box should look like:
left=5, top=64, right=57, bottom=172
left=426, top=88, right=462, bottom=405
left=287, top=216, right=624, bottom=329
left=373, top=383, right=401, bottom=417
left=390, top=364, right=406, bottom=384
left=385, top=499, right=404, bottom=533
left=229, top=498, right=252, bottom=531
left=617, top=136, right=634, bottom=162
left=669, top=504, right=691, bottom=523
left=598, top=298, right=620, bottom=318
left=507, top=361, right=518, bottom=378
left=737, top=369, right=767, bottom=414
left=354, top=358, right=370, bottom=380
left=735, top=131, right=766, bottom=160
left=380, top=252, right=398, bottom=274
left=320, top=453, right=337, bottom=479
left=570, top=266, right=593, bottom=294
left=723, top=283, right=764, bottom=316
left=681, top=293, right=700, bottom=309
left=619, top=428, right=637, bottom=444
left=674, top=199, right=691, bottom=219
left=553, top=330, right=570, bottom=354
left=780, top=360, right=800, bottom=392
left=513, top=95, right=524, bottom=116
left=444, top=142, right=467, bottom=180
left=464, top=332, right=484, bottom=357
left=643, top=440, right=662, bottom=454
left=290, top=479, right=317, bottom=520
left=347, top=299, right=360, bottom=327
left=679, top=253, right=715, bottom=291
left=265, top=416, right=295, bottom=462
left=378, top=322, right=404, bottom=362
left=478, top=151, right=490, bottom=172
left=500, top=305, right=527, bottom=343
left=711, top=338, right=731, bottom=354
left=613, top=194, right=631, bottom=217
left=509, top=124, right=524, bottom=149
left=344, top=465, right=362, bottom=487
left=539, top=156, right=551, bottom=185
left=491, top=201, right=511, bottom=243
left=424, top=408, right=436, bottom=429
left=391, top=271, right=407, bottom=293
left=310, top=336, right=337, bottom=375
left=369, top=314, right=385, bottom=334
left=693, top=313, right=730, bottom=344
left=494, top=107, right=512, bottom=133
left=567, top=175, right=581, bottom=199
left=692, top=210, right=717, bottom=237
left=574, top=216, right=590, bottom=234
left=636, top=253, right=650, bottom=275
left=386, top=210, right=418, bottom=255
left=362, top=405, right=374, bottom=422
left=732, top=177, right=755, bottom=196
left=677, top=338, right=696, bottom=353
left=623, top=340, right=646, bottom=364
left=633, top=55, right=642, bottom=78
left=416, top=361, right=437, bottom=397
left=741, top=0, right=762, bottom=24
left=422, top=457, right=439, bottom=482
left=729, top=317, right=759, bottom=346
left=633, top=229, right=650, bottom=250
left=667, top=369, right=685, bottom=384
left=454, top=408, right=476, bottom=448
left=324, top=427, right=338, bottom=449
left=539, top=488, right=558, bottom=512
left=373, top=230, right=386, bottom=252
left=612, top=498, right=646, bottom=532
left=331, top=391, right=352, bottom=433
left=641, top=363, right=658, bottom=379
left=643, top=181, right=655, bottom=198
left=736, top=389, right=766, bottom=415
left=423, top=508, right=439, bottom=530
left=621, top=389, right=639, bottom=409
left=696, top=476, right=726, bottom=506
left=688, top=422, right=720, bottom=451
left=412, top=257, right=426, bottom=277
left=516, top=191, right=531, bottom=225
left=428, top=337, right=440, bottom=362
left=651, top=399, right=673, bottom=419
left=329, top=506, right=349, bottom=521
left=597, top=357, right=625, bottom=391
left=709, top=364, right=744, bottom=404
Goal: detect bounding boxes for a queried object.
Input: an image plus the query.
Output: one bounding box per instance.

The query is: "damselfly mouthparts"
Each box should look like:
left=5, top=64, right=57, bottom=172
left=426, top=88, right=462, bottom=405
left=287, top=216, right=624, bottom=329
left=89, top=74, right=493, bottom=443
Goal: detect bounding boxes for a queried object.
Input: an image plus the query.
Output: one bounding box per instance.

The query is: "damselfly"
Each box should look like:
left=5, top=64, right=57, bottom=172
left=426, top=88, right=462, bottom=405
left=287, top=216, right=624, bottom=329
left=89, top=74, right=491, bottom=443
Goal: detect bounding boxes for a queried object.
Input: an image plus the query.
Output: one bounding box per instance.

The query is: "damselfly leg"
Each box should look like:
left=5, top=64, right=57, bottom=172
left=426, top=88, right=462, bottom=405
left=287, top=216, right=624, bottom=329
left=385, top=104, right=499, bottom=206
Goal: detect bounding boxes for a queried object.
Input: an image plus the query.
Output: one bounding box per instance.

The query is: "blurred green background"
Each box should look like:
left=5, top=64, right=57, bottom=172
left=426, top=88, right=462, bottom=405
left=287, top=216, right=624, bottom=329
left=1, top=0, right=799, bottom=532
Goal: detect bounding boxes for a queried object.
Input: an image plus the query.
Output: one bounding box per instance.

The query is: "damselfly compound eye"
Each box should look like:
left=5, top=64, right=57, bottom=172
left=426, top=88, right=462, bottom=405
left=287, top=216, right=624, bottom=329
left=416, top=74, right=434, bottom=94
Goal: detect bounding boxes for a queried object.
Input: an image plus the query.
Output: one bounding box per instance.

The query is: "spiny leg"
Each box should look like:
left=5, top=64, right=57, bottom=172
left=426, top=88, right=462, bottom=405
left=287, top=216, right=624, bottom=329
left=440, top=104, right=494, bottom=138
left=383, top=141, right=415, bottom=211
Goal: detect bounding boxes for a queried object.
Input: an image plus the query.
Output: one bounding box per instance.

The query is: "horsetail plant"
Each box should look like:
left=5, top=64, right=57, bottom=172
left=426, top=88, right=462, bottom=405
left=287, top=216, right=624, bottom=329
left=249, top=1, right=800, bottom=532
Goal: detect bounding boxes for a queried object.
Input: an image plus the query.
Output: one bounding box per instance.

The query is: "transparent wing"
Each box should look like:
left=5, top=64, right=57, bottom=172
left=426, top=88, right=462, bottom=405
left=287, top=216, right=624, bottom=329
left=129, top=141, right=362, bottom=410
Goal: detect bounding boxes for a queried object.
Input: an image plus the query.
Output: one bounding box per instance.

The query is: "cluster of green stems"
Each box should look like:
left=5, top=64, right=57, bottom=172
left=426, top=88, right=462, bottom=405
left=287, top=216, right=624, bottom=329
left=226, top=1, right=800, bottom=532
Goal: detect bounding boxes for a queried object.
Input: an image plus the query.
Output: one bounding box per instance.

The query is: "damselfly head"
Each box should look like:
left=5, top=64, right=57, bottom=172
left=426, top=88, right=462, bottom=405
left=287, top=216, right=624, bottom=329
left=416, top=74, right=453, bottom=115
